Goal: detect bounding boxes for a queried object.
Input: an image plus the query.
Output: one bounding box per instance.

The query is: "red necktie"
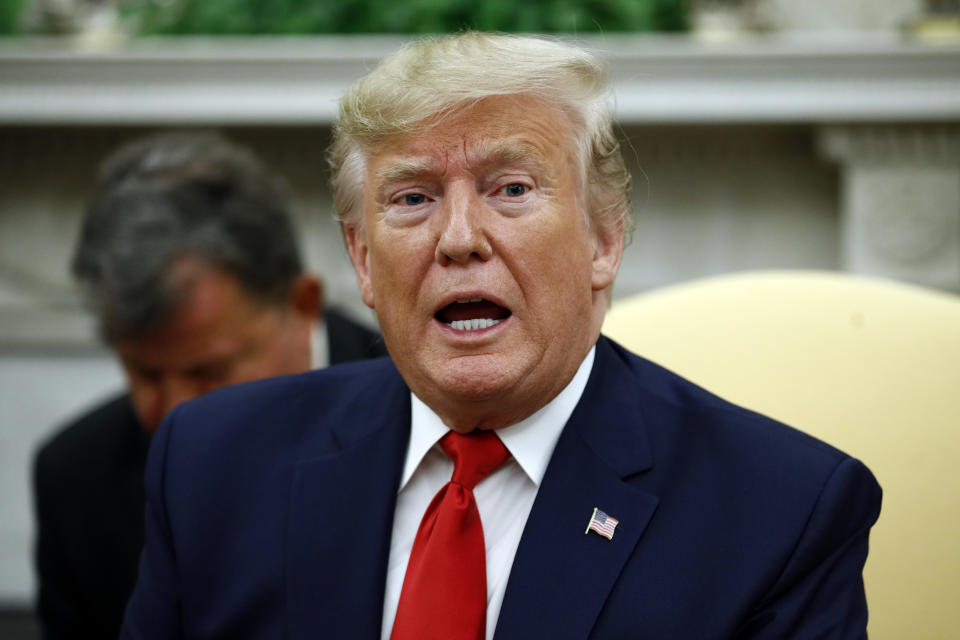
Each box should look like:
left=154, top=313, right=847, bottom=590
left=391, top=430, right=510, bottom=640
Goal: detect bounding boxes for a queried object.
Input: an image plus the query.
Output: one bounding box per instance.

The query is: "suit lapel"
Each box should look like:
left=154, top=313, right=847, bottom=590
left=286, top=366, right=410, bottom=640
left=495, top=338, right=659, bottom=640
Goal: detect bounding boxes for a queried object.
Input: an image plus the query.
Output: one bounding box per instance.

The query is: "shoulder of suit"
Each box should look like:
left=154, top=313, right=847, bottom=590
left=601, top=336, right=851, bottom=466
left=35, top=394, right=141, bottom=471
left=34, top=393, right=147, bottom=499
left=160, top=356, right=401, bottom=450
left=198, top=354, right=397, bottom=407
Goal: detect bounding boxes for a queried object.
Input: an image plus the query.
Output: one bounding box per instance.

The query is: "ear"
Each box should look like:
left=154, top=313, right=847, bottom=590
left=289, top=275, right=324, bottom=321
left=344, top=223, right=376, bottom=309
left=591, top=218, right=625, bottom=292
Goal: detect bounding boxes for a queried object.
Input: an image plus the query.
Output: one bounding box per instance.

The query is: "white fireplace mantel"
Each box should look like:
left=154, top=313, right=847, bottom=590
left=1, top=33, right=958, bottom=125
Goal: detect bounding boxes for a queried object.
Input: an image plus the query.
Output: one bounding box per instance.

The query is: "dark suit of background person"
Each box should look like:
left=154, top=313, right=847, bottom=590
left=31, top=130, right=387, bottom=640
left=121, top=34, right=881, bottom=639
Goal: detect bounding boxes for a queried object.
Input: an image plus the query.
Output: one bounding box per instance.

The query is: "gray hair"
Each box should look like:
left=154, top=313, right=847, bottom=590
left=329, top=31, right=632, bottom=238
left=72, top=131, right=303, bottom=343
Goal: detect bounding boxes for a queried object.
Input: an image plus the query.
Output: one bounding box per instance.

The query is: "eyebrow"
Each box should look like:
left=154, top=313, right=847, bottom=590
left=374, top=158, right=437, bottom=187
left=471, top=139, right=549, bottom=173
left=372, top=139, right=553, bottom=198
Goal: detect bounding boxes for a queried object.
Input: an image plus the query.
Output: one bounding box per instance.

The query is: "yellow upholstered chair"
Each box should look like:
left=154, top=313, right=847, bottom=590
left=602, top=270, right=960, bottom=640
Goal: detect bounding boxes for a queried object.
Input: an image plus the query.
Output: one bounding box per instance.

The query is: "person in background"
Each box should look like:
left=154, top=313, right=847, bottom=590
left=122, top=35, right=881, bottom=639
left=33, top=131, right=386, bottom=640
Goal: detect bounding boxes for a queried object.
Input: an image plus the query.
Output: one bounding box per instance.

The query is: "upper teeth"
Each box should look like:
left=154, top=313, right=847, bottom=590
left=448, top=318, right=503, bottom=331
left=456, top=298, right=483, bottom=303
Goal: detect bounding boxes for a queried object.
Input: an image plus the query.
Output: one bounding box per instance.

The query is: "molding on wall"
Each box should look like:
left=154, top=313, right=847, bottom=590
left=819, top=124, right=960, bottom=291
left=819, top=124, right=960, bottom=164
left=1, top=34, right=958, bottom=125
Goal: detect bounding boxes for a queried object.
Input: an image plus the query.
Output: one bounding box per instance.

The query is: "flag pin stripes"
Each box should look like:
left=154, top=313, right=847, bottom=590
left=585, top=507, right=619, bottom=540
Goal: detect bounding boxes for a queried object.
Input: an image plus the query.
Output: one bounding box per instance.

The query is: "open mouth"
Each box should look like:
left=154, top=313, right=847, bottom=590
left=435, top=298, right=511, bottom=331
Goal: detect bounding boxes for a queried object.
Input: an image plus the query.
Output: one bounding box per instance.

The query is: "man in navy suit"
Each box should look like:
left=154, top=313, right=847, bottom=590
left=121, top=33, right=881, bottom=639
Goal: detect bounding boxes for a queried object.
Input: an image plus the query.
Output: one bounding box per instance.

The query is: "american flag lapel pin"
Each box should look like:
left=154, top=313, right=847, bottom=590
left=585, top=507, right=619, bottom=540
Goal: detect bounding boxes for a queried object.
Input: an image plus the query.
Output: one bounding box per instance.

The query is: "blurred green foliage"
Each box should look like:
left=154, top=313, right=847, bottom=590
left=0, top=0, right=27, bottom=34
left=123, top=0, right=687, bottom=35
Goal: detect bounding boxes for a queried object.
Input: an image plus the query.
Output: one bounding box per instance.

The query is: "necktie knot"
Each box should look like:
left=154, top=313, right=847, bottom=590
left=440, top=430, right=509, bottom=491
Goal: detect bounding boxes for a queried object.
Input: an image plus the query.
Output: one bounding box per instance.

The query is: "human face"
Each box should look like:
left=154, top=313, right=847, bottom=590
left=345, top=95, right=623, bottom=431
left=115, top=261, right=317, bottom=433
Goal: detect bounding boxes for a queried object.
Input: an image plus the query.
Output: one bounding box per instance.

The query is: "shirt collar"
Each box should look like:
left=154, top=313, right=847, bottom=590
left=400, top=345, right=596, bottom=491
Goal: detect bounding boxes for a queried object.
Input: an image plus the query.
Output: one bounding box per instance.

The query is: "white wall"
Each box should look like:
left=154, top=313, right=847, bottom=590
left=0, top=351, right=123, bottom=604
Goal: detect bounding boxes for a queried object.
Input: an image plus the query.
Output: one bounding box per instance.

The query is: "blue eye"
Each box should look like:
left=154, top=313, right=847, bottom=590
left=403, top=193, right=427, bottom=206
left=504, top=183, right=528, bottom=197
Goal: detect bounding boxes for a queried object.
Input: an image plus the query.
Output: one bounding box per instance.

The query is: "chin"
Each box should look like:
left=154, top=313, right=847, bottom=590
left=430, top=354, right=524, bottom=403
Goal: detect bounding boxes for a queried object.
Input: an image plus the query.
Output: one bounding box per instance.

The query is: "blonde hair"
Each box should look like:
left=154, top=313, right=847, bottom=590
left=329, top=32, right=632, bottom=238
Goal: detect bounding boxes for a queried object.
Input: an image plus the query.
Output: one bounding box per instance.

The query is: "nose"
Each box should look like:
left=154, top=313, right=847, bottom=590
left=435, top=184, right=493, bottom=265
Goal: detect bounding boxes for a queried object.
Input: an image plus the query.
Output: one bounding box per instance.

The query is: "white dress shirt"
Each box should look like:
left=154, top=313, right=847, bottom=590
left=380, top=346, right=596, bottom=640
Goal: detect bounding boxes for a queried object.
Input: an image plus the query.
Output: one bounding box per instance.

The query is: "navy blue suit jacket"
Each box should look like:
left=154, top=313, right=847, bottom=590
left=121, top=336, right=881, bottom=639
